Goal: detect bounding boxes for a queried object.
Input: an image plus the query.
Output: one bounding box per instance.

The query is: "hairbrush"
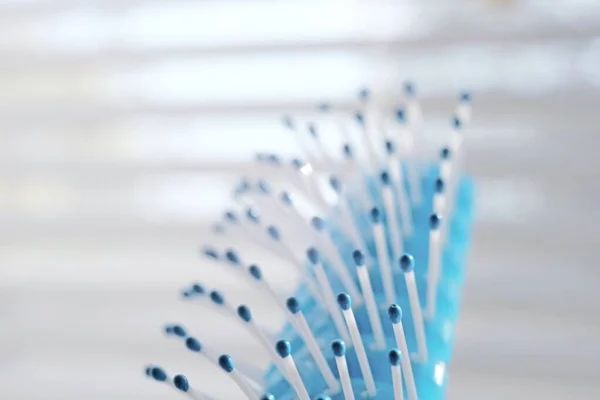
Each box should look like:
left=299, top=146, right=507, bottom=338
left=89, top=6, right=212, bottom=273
left=144, top=84, right=475, bottom=400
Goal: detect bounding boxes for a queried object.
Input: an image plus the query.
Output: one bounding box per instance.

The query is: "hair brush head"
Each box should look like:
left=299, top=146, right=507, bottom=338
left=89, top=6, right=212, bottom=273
left=145, top=87, right=475, bottom=400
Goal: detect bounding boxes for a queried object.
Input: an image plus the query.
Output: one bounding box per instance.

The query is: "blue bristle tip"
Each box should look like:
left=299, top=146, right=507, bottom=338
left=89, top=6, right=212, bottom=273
left=218, top=355, right=234, bottom=373
left=435, top=178, right=445, bottom=193
left=267, top=225, right=280, bottom=241
left=355, top=112, right=364, bottom=125
left=257, top=180, right=271, bottom=194
left=370, top=207, right=381, bottom=223
left=331, top=340, right=346, bottom=357
left=399, top=254, right=414, bottom=272
left=246, top=207, right=260, bottom=223
left=275, top=340, right=291, bottom=358
left=224, top=210, right=237, bottom=223
left=280, top=191, right=292, bottom=205
left=286, top=297, right=300, bottom=314
left=151, top=367, right=167, bottom=382
left=225, top=249, right=239, bottom=264
left=441, top=147, right=451, bottom=159
left=282, top=115, right=293, bottom=129
left=248, top=264, right=262, bottom=280
left=388, top=304, right=403, bottom=323
left=389, top=349, right=401, bottom=366
left=267, top=153, right=281, bottom=165
left=202, top=247, right=219, bottom=259
left=381, top=170, right=391, bottom=185
left=329, top=177, right=342, bottom=193
left=343, top=143, right=353, bottom=158
left=396, top=108, right=406, bottom=122
left=209, top=291, right=224, bottom=305
left=311, top=216, right=325, bottom=231
left=291, top=158, right=303, bottom=169
left=452, top=115, right=462, bottom=129
left=352, top=249, right=365, bottom=266
left=172, top=325, right=186, bottom=337
left=430, top=214, right=442, bottom=230
left=191, top=283, right=204, bottom=294
left=404, top=81, right=415, bottom=95
left=306, top=247, right=319, bottom=264
left=185, top=337, right=202, bottom=352
left=173, top=374, right=189, bottom=392
left=261, top=394, right=276, bottom=400
left=237, top=305, right=252, bottom=322
left=336, top=292, right=351, bottom=310
left=385, top=140, right=395, bottom=154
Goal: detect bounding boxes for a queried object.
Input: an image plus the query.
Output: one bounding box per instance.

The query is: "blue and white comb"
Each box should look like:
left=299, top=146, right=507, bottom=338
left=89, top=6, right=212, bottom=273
left=145, top=85, right=475, bottom=400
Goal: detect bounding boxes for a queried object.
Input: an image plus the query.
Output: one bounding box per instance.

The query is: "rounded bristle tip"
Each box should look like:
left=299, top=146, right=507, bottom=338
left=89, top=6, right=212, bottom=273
left=185, top=337, right=202, bottom=352
left=399, top=254, right=414, bottom=272
left=388, top=304, right=403, bottom=324
left=237, top=305, right=252, bottom=322
left=430, top=214, right=442, bottom=230
left=151, top=367, right=167, bottom=382
left=352, top=249, right=365, bottom=266
left=388, top=349, right=401, bottom=366
left=331, top=339, right=346, bottom=357
left=275, top=340, right=291, bottom=358
left=218, top=355, right=234, bottom=373
left=173, top=374, right=189, bottom=392
left=336, top=292, right=351, bottom=310
left=286, top=297, right=300, bottom=314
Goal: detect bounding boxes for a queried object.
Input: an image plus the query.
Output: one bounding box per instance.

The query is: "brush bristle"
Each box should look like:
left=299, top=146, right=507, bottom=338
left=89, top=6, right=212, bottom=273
left=145, top=87, right=475, bottom=400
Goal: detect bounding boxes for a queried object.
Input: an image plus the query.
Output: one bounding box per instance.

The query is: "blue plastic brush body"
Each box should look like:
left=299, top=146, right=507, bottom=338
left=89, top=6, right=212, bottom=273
left=264, top=165, right=475, bottom=399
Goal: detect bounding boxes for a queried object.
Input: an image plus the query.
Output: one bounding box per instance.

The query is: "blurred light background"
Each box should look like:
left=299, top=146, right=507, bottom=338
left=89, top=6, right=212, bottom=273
left=1, top=0, right=600, bottom=398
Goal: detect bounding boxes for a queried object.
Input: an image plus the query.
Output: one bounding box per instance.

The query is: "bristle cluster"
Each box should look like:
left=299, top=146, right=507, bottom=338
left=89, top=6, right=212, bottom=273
left=145, top=85, right=475, bottom=399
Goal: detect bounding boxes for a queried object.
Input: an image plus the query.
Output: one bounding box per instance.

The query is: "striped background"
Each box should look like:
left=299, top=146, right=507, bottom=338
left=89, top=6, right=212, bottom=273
left=1, top=0, right=599, bottom=398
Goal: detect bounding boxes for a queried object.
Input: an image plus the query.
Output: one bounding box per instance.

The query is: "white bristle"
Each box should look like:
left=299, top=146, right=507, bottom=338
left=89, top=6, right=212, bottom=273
left=275, top=340, right=311, bottom=400
left=388, top=156, right=413, bottom=237
left=309, top=219, right=363, bottom=301
left=388, top=305, right=418, bottom=400
left=309, top=250, right=352, bottom=345
left=265, top=225, right=325, bottom=305
left=426, top=216, right=443, bottom=321
left=217, top=355, right=257, bottom=399
left=356, top=112, right=379, bottom=169
left=331, top=340, right=355, bottom=400
left=307, top=123, right=335, bottom=167
left=433, top=191, right=446, bottom=216
left=337, top=293, right=377, bottom=397
left=381, top=172, right=404, bottom=261
left=389, top=350, right=405, bottom=400
left=294, top=160, right=330, bottom=212
left=403, top=86, right=424, bottom=207
left=399, top=255, right=428, bottom=364
left=330, top=178, right=369, bottom=258
left=353, top=250, right=386, bottom=350
left=371, top=208, right=396, bottom=305
left=234, top=304, right=293, bottom=385
left=286, top=297, right=341, bottom=394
